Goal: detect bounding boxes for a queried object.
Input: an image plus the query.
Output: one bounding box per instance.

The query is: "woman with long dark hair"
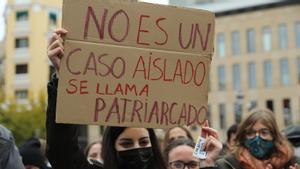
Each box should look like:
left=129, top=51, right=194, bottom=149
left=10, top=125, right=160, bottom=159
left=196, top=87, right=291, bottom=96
left=101, top=127, right=165, bottom=169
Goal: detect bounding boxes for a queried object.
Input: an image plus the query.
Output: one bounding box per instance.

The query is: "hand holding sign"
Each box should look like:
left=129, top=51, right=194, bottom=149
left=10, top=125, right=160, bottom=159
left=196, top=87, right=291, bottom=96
left=193, top=120, right=222, bottom=167
left=47, top=28, right=68, bottom=73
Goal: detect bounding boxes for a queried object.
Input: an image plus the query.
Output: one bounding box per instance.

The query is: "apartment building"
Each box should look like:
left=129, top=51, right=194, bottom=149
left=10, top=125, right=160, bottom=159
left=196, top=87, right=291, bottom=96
left=0, top=41, right=4, bottom=87
left=170, top=0, right=300, bottom=139
left=4, top=0, right=61, bottom=104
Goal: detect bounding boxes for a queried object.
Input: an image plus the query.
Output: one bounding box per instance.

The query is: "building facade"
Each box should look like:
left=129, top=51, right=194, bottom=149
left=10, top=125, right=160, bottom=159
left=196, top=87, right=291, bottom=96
left=0, top=41, right=4, bottom=87
left=171, top=0, right=300, bottom=139
left=4, top=0, right=61, bottom=103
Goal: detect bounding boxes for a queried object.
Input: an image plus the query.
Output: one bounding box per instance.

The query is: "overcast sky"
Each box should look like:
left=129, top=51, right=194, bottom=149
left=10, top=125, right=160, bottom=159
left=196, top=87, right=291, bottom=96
left=0, top=0, right=168, bottom=41
left=0, top=0, right=6, bottom=41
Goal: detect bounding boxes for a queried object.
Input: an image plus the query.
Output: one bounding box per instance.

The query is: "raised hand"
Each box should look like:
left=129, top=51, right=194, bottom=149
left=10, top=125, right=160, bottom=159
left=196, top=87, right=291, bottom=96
left=200, top=120, right=223, bottom=166
left=47, top=28, right=68, bottom=73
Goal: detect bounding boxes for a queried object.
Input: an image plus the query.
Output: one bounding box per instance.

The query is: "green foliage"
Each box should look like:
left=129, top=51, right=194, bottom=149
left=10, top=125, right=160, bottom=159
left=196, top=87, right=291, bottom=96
left=0, top=93, right=46, bottom=145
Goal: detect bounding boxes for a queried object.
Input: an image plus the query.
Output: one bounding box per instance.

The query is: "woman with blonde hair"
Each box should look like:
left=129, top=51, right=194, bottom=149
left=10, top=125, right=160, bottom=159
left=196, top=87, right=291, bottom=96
left=216, top=109, right=299, bottom=169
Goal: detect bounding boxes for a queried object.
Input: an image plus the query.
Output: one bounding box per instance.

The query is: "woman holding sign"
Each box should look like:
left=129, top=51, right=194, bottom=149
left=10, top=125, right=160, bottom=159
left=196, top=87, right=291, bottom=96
left=47, top=28, right=223, bottom=169
left=46, top=28, right=167, bottom=169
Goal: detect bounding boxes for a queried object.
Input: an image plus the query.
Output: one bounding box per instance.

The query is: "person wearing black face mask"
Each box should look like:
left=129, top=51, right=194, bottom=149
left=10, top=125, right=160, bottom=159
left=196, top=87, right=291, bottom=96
left=216, top=109, right=299, bottom=169
left=101, top=127, right=166, bottom=169
left=46, top=28, right=167, bottom=169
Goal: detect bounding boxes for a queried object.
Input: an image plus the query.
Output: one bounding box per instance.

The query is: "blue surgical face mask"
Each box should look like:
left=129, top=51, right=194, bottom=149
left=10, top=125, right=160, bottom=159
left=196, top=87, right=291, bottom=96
left=243, top=135, right=274, bottom=159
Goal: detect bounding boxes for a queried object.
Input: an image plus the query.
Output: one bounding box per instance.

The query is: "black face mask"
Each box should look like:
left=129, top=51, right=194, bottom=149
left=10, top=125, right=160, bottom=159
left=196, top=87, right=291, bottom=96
left=117, top=147, right=153, bottom=169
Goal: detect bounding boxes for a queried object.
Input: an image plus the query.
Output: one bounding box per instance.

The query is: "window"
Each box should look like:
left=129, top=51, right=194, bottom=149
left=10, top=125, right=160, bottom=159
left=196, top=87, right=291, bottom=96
left=15, top=38, right=29, bottom=48
left=16, top=10, right=28, bottom=21
left=219, top=103, right=226, bottom=128
left=231, top=31, right=240, bottom=56
left=15, top=90, right=28, bottom=100
left=297, top=57, right=300, bottom=84
left=248, top=62, right=256, bottom=89
left=217, top=65, right=226, bottom=91
left=232, top=64, right=241, bottom=91
left=217, top=33, right=225, bottom=58
left=279, top=24, right=288, bottom=49
left=15, top=64, right=28, bottom=74
left=280, top=58, right=290, bottom=86
left=234, top=102, right=242, bottom=124
left=283, top=99, right=292, bottom=126
left=266, top=100, right=274, bottom=112
left=262, top=26, right=272, bottom=52
left=247, top=28, right=255, bottom=53
left=296, top=21, right=300, bottom=48
left=263, top=60, right=272, bottom=87
left=49, top=12, right=57, bottom=26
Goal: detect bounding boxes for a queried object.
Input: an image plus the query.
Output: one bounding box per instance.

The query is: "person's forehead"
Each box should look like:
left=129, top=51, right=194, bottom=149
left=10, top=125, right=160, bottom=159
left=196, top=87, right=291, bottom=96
left=169, top=127, right=187, bottom=137
left=251, top=121, right=269, bottom=130
left=118, top=128, right=149, bottom=139
left=89, top=143, right=101, bottom=152
left=169, top=145, right=197, bottom=161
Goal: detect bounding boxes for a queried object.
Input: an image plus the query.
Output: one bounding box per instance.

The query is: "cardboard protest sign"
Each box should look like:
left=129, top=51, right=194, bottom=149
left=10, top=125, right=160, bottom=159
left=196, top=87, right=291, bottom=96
left=56, top=0, right=215, bottom=128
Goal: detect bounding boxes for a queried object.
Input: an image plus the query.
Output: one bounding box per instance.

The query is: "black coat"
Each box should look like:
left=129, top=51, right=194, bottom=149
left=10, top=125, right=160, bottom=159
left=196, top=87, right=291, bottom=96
left=46, top=76, right=101, bottom=169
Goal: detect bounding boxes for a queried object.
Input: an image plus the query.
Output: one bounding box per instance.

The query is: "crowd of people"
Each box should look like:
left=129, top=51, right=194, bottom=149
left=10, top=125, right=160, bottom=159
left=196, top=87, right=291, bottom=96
left=0, top=28, right=300, bottom=169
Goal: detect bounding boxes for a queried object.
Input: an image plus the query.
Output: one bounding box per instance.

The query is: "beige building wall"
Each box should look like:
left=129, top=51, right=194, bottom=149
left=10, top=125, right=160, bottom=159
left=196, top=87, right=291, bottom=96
left=5, top=0, right=62, bottom=103
left=208, top=4, right=300, bottom=139
left=0, top=41, right=4, bottom=86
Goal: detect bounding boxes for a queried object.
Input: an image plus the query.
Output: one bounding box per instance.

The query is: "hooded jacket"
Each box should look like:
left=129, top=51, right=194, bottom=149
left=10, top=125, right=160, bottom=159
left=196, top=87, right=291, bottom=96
left=19, top=137, right=47, bottom=169
left=0, top=124, right=25, bottom=169
left=46, top=76, right=101, bottom=169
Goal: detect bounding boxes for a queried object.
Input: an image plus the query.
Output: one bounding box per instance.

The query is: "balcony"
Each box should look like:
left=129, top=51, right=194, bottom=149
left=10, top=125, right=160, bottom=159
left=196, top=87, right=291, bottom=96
left=14, top=48, right=30, bottom=63
left=15, top=0, right=31, bottom=5
left=14, top=74, right=30, bottom=89
left=14, top=21, right=30, bottom=35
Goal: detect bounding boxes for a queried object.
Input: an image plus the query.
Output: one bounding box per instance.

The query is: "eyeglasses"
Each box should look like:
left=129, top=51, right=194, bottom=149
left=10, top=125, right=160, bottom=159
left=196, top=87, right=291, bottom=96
left=245, top=128, right=273, bottom=139
left=169, top=161, right=200, bottom=169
